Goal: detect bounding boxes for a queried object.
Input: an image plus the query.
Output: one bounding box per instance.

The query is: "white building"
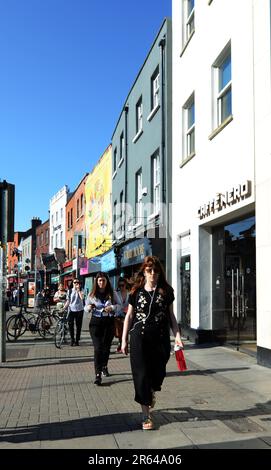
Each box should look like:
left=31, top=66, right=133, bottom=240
left=49, top=185, right=69, bottom=253
left=21, top=235, right=32, bottom=274
left=172, top=0, right=271, bottom=367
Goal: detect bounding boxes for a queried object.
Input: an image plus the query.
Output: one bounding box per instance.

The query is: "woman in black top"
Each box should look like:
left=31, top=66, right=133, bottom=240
left=85, top=272, right=120, bottom=385
left=121, top=256, right=183, bottom=430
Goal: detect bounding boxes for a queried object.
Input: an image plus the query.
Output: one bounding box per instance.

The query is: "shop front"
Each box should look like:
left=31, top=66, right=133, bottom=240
left=179, top=181, right=256, bottom=350
left=119, top=237, right=153, bottom=281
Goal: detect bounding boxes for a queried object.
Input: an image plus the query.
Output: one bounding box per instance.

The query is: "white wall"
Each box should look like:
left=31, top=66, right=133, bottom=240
left=172, top=0, right=256, bottom=326
left=49, top=185, right=69, bottom=253
left=253, top=0, right=271, bottom=350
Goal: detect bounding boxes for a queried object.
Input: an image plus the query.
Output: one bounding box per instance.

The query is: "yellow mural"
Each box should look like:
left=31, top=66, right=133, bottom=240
left=85, top=145, right=112, bottom=259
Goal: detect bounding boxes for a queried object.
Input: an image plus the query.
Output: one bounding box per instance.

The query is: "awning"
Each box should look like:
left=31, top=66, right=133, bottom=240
left=60, top=268, right=74, bottom=277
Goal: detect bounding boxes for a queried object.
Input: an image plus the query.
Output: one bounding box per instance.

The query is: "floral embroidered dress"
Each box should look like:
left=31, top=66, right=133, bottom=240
left=128, top=286, right=175, bottom=407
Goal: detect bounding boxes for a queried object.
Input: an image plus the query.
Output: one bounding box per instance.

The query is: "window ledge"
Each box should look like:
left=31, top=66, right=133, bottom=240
left=208, top=115, right=233, bottom=141
left=148, top=212, right=160, bottom=221
left=118, top=157, right=124, bottom=168
left=147, top=104, right=160, bottom=122
left=132, top=128, right=143, bottom=143
left=180, top=152, right=196, bottom=168
left=180, top=30, right=195, bottom=58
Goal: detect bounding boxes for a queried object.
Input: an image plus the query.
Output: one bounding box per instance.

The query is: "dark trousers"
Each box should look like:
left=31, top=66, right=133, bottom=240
left=89, top=316, right=115, bottom=375
left=68, top=310, right=83, bottom=342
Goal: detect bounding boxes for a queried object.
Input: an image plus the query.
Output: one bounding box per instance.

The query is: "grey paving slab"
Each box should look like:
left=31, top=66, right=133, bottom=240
left=1, top=336, right=271, bottom=449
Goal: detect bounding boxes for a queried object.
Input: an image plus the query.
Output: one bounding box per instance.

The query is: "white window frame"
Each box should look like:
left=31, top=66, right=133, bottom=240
left=135, top=170, right=143, bottom=224
left=184, top=0, right=195, bottom=44
left=151, top=152, right=160, bottom=215
left=119, top=132, right=124, bottom=166
left=212, top=43, right=232, bottom=129
left=151, top=68, right=160, bottom=110
left=119, top=191, right=124, bottom=238
left=113, top=147, right=117, bottom=176
left=183, top=93, right=195, bottom=161
left=136, top=97, right=143, bottom=133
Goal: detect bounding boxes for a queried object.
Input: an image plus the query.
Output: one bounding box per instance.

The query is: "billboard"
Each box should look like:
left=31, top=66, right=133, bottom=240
left=85, top=145, right=112, bottom=259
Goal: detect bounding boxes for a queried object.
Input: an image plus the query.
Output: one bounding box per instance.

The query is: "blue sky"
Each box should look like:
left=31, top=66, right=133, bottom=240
left=0, top=0, right=171, bottom=232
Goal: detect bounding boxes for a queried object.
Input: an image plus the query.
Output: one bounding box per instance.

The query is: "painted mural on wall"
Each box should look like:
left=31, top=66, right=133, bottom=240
left=85, top=145, right=112, bottom=259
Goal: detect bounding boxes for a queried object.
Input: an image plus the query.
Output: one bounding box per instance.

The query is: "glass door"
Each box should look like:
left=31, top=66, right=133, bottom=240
left=224, top=216, right=256, bottom=345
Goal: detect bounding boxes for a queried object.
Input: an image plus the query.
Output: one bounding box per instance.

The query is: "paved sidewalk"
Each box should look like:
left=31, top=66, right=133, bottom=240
left=0, top=328, right=271, bottom=450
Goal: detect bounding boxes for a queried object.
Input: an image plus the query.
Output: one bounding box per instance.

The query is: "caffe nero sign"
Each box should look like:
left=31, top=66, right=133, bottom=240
left=198, top=180, right=251, bottom=220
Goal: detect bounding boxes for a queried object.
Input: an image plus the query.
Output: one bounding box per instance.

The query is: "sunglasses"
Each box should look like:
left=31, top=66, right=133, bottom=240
left=145, top=267, right=159, bottom=274
left=118, top=284, right=125, bottom=287
left=73, top=281, right=79, bottom=284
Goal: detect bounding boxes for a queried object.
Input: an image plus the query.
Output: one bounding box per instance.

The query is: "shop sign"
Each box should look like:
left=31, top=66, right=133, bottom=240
left=198, top=180, right=251, bottom=220
left=101, top=250, right=116, bottom=272
left=121, top=238, right=152, bottom=267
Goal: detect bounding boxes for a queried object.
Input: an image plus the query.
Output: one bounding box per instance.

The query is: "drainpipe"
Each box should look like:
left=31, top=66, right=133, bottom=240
left=124, top=105, right=129, bottom=237
left=159, top=34, right=170, bottom=279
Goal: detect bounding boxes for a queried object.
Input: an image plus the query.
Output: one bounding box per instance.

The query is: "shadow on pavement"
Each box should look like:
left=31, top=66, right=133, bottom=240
left=0, top=400, right=270, bottom=444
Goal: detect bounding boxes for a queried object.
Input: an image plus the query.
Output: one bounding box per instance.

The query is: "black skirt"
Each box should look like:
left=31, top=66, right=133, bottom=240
left=129, top=324, right=171, bottom=406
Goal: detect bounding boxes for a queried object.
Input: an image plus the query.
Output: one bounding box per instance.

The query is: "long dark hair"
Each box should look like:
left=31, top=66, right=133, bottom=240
left=89, top=271, right=113, bottom=300
left=130, top=255, right=171, bottom=295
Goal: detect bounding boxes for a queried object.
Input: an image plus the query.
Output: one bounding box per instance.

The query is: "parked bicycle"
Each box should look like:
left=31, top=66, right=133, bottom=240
left=54, top=309, right=70, bottom=349
left=6, top=305, right=57, bottom=342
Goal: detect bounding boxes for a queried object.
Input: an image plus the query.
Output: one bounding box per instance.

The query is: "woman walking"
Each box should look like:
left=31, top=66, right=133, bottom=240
left=85, top=272, right=121, bottom=385
left=64, top=278, right=84, bottom=346
left=114, top=277, right=130, bottom=353
left=121, top=255, right=183, bottom=430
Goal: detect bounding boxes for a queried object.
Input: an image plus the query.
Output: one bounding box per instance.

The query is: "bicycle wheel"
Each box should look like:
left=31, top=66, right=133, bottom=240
left=54, top=321, right=65, bottom=348
left=6, top=315, right=27, bottom=341
left=37, top=315, right=55, bottom=338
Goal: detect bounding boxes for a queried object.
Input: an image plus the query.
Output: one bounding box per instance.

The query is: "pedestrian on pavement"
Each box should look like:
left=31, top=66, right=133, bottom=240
left=53, top=282, right=67, bottom=311
left=85, top=271, right=121, bottom=385
left=121, top=255, right=183, bottom=431
left=64, top=278, right=84, bottom=346
left=114, top=277, right=130, bottom=353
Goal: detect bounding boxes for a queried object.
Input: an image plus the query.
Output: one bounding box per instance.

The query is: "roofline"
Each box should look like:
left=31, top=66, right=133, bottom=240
left=111, top=17, right=170, bottom=139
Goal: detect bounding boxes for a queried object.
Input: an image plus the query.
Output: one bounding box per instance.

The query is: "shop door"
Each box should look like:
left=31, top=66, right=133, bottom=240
left=180, top=255, right=191, bottom=328
left=224, top=217, right=256, bottom=345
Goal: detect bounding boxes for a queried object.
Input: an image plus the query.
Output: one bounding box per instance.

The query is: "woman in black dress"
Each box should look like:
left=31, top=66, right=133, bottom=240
left=121, top=256, right=183, bottom=430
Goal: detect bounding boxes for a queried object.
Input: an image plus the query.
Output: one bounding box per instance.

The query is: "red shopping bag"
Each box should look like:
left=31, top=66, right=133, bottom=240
left=174, top=345, right=187, bottom=371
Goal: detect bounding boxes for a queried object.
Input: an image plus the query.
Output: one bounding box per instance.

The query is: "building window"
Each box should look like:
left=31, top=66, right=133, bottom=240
left=70, top=208, right=73, bottom=227
left=136, top=97, right=143, bottom=134
left=151, top=67, right=160, bottom=110
left=46, top=229, right=49, bottom=244
left=184, top=0, right=195, bottom=44
left=135, top=169, right=143, bottom=224
left=61, top=208, right=63, bottom=219
left=60, top=231, right=63, bottom=247
left=113, top=147, right=117, bottom=174
left=56, top=211, right=58, bottom=223
left=77, top=199, right=80, bottom=219
left=213, top=44, right=232, bottom=128
left=51, top=235, right=53, bottom=248
left=80, top=194, right=84, bottom=214
left=120, top=133, right=124, bottom=163
left=119, top=190, right=124, bottom=236
left=151, top=151, right=160, bottom=214
left=55, top=233, right=58, bottom=248
left=113, top=200, right=117, bottom=239
left=183, top=93, right=195, bottom=160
